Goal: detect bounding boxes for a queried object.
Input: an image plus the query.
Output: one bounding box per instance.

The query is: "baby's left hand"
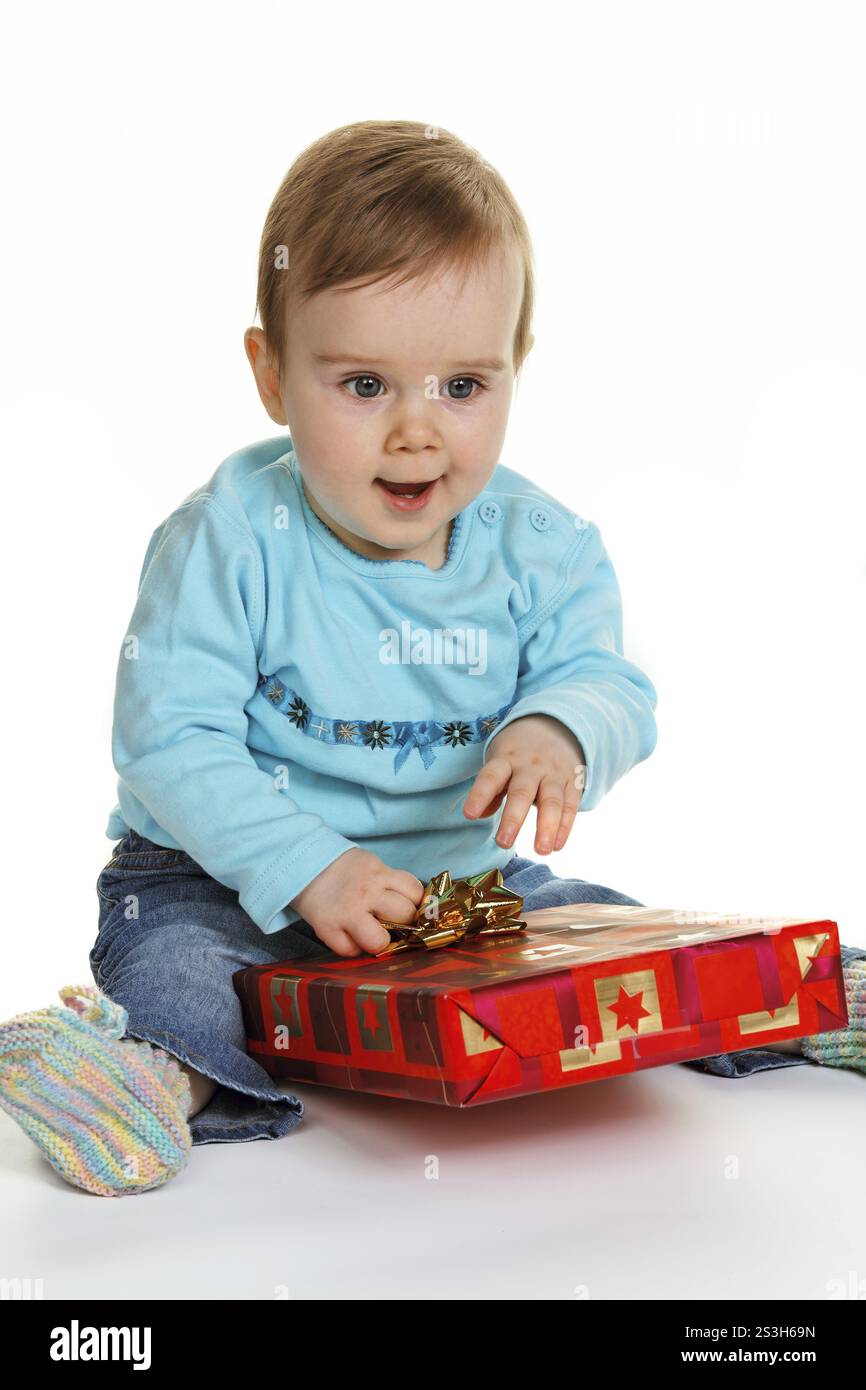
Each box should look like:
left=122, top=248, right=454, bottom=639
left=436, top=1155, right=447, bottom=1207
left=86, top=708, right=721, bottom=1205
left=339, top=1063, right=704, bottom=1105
left=463, top=715, right=586, bottom=855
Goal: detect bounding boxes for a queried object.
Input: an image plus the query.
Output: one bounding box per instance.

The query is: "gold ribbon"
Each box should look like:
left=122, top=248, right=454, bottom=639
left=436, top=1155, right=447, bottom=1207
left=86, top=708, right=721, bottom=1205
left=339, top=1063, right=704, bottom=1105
left=374, top=867, right=526, bottom=956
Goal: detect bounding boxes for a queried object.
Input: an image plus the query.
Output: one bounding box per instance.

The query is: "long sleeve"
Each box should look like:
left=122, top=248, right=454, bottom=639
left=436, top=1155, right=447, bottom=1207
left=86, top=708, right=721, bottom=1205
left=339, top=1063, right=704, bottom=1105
left=482, top=529, right=658, bottom=811
left=110, top=494, right=356, bottom=933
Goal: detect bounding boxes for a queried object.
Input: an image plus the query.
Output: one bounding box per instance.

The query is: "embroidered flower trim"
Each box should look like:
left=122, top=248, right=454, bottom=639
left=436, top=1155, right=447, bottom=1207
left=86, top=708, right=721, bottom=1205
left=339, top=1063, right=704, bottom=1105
left=256, top=674, right=517, bottom=775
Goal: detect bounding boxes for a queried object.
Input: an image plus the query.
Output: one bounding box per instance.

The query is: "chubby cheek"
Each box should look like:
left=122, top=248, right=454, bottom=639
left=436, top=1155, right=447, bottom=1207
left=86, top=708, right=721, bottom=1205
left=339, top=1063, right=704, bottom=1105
left=450, top=408, right=510, bottom=491
left=292, top=407, right=354, bottom=465
left=479, top=397, right=511, bottom=461
left=288, top=411, right=367, bottom=492
left=287, top=377, right=361, bottom=448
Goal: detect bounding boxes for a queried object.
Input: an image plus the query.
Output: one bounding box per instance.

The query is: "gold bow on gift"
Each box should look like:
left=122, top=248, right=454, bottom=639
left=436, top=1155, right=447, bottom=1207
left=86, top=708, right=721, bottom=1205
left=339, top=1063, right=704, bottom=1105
left=374, top=867, right=526, bottom=956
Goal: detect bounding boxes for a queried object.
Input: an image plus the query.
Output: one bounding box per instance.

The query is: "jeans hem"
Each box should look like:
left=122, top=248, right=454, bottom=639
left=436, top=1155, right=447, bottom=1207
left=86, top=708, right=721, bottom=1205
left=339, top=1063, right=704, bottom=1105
left=187, top=1093, right=305, bottom=1146
left=680, top=1048, right=812, bottom=1078
left=118, top=1022, right=305, bottom=1146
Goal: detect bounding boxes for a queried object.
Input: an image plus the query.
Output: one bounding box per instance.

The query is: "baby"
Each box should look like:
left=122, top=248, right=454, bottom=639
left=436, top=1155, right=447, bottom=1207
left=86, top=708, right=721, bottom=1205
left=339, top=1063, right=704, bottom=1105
left=1, top=121, right=862, bottom=1198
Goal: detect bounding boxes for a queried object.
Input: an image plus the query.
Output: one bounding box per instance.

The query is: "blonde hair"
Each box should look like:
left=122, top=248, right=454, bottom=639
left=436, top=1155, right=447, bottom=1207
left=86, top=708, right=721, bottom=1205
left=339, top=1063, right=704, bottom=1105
left=253, top=119, right=535, bottom=390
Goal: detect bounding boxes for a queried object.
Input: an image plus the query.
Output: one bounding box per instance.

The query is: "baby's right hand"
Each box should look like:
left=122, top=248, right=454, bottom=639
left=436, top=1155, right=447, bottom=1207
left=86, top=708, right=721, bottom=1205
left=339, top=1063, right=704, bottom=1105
left=289, top=848, right=425, bottom=958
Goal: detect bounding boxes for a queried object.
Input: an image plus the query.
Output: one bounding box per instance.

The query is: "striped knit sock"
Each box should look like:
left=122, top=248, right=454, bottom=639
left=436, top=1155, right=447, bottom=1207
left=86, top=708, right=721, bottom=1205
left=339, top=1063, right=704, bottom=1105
left=800, top=951, right=866, bottom=1074
left=0, top=983, right=193, bottom=1196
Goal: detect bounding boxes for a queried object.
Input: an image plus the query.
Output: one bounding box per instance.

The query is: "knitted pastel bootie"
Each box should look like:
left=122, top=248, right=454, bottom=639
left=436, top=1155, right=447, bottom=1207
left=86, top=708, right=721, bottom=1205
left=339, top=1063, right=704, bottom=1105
left=800, top=949, right=866, bottom=1075
left=0, top=982, right=193, bottom=1196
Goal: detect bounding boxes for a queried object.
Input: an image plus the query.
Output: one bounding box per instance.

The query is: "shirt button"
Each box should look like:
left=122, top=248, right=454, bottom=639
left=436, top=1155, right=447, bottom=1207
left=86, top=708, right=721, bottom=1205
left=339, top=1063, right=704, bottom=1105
left=529, top=507, right=550, bottom=531
left=573, top=513, right=587, bottom=530
left=478, top=500, right=502, bottom=525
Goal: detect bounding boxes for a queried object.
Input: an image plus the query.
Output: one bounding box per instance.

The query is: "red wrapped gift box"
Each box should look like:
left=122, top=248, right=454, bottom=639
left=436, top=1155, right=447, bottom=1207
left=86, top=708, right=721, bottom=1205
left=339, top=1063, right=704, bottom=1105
left=232, top=903, right=848, bottom=1106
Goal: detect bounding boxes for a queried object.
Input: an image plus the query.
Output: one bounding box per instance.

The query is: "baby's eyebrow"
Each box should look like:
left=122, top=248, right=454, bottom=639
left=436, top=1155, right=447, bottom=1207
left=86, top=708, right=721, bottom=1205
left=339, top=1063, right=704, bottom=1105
left=312, top=351, right=508, bottom=372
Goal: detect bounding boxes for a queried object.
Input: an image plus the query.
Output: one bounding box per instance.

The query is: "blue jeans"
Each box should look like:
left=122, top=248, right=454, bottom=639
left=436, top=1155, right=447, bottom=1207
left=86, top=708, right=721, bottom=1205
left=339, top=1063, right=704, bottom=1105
left=90, top=830, right=850, bottom=1145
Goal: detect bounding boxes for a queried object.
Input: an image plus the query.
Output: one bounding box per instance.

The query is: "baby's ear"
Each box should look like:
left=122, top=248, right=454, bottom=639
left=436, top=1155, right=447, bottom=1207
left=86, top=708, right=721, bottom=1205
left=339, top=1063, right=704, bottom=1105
left=244, top=327, right=288, bottom=425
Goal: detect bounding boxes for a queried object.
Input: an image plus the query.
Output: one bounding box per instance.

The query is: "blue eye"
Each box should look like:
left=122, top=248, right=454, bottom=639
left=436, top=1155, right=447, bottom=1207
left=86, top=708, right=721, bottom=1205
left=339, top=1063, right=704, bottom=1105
left=442, top=376, right=486, bottom=401
left=340, top=374, right=487, bottom=401
left=342, top=375, right=383, bottom=400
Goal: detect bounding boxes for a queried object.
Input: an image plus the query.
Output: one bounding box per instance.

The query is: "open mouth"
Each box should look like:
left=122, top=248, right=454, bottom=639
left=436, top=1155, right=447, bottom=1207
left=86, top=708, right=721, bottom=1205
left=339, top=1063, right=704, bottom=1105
left=374, top=476, right=441, bottom=510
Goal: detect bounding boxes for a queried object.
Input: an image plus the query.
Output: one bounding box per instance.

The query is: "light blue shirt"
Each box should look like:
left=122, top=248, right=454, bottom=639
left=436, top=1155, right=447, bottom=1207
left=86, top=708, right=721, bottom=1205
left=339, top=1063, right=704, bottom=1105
left=106, top=435, right=658, bottom=933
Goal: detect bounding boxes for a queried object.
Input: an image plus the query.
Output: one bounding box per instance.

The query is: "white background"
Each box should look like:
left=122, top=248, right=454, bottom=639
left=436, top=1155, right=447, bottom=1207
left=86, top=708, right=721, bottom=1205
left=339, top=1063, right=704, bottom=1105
left=1, top=1, right=864, bottom=1304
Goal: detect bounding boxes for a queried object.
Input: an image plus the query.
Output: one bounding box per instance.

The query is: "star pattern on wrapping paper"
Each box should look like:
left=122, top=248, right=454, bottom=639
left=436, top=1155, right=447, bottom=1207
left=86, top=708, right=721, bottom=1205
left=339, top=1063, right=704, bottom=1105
left=802, top=946, right=825, bottom=982
left=362, top=994, right=384, bottom=1037
left=609, top=985, right=652, bottom=1034
left=273, top=980, right=296, bottom=1028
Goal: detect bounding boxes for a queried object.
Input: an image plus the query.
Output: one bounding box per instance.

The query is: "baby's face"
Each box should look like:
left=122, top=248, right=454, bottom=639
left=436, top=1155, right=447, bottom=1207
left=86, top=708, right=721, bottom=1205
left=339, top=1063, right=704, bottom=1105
left=249, top=242, right=524, bottom=568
